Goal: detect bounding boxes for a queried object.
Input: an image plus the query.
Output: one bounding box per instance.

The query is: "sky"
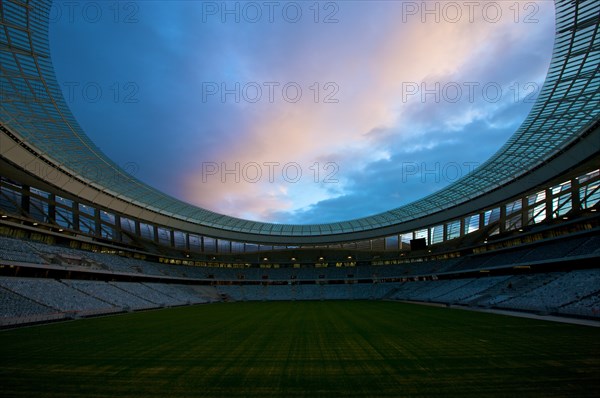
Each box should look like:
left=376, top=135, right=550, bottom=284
left=49, top=0, right=556, bottom=224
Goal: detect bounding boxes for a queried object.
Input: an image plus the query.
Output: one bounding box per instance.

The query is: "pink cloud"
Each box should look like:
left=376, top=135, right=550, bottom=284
left=182, top=1, right=555, bottom=221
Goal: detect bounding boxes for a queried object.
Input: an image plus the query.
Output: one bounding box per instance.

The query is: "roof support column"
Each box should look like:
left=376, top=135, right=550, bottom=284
left=545, top=187, right=553, bottom=220
left=499, top=204, right=506, bottom=234
left=94, top=208, right=101, bottom=237
left=114, top=214, right=123, bottom=242
left=72, top=200, right=79, bottom=232
left=48, top=194, right=56, bottom=225
left=20, top=185, right=30, bottom=216
left=152, top=225, right=158, bottom=243
left=571, top=177, right=581, bottom=212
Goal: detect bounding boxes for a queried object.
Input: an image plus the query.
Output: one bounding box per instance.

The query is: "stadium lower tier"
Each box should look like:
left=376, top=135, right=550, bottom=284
left=1, top=268, right=599, bottom=328
left=1, top=228, right=599, bottom=327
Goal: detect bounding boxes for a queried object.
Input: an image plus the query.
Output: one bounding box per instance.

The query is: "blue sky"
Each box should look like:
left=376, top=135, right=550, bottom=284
left=49, top=1, right=556, bottom=224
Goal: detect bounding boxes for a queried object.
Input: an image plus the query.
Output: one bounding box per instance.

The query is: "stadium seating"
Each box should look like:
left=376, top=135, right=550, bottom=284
left=389, top=270, right=600, bottom=318
left=0, top=276, right=221, bottom=326
left=1, top=230, right=599, bottom=327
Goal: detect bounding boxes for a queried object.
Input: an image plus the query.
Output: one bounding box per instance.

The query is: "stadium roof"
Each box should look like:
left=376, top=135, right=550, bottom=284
left=1, top=0, right=599, bottom=241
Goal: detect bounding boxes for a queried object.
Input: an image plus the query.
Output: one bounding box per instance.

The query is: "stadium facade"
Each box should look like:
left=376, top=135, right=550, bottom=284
left=0, top=0, right=599, bottom=322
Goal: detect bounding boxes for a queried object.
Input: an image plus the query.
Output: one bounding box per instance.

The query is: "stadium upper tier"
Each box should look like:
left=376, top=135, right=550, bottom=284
left=0, top=0, right=599, bottom=243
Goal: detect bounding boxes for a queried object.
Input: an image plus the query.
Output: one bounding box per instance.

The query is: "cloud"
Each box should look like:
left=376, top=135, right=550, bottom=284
left=49, top=1, right=556, bottom=224
left=182, top=2, right=555, bottom=222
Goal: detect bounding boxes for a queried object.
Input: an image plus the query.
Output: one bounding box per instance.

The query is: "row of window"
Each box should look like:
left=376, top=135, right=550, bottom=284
left=0, top=170, right=598, bottom=255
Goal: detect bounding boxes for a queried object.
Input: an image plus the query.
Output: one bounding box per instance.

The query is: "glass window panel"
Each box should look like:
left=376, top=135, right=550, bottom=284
left=29, top=187, right=50, bottom=198
left=581, top=182, right=599, bottom=209
left=400, top=233, right=413, bottom=244
left=189, top=234, right=201, bottom=252
left=385, top=235, right=399, bottom=250
left=505, top=199, right=522, bottom=216
left=120, top=217, right=135, bottom=233
left=415, top=229, right=428, bottom=245
left=29, top=196, right=49, bottom=222
left=79, top=216, right=95, bottom=234
left=0, top=186, right=21, bottom=213
left=217, top=239, right=231, bottom=253
left=101, top=225, right=114, bottom=240
left=140, top=223, right=154, bottom=241
left=447, top=220, right=461, bottom=240
left=231, top=242, right=245, bottom=253
left=204, top=237, right=216, bottom=253
left=553, top=194, right=572, bottom=217
left=78, top=203, right=95, bottom=216
left=464, top=214, right=479, bottom=234
left=528, top=203, right=546, bottom=225
left=55, top=207, right=73, bottom=228
left=431, top=225, right=444, bottom=244
left=157, top=227, right=171, bottom=246
left=577, top=169, right=599, bottom=184
left=484, top=208, right=500, bottom=226
left=528, top=190, right=546, bottom=206
left=100, top=211, right=115, bottom=224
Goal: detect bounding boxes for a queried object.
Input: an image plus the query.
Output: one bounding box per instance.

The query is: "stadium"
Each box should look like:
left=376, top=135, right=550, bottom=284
left=1, top=0, right=599, bottom=396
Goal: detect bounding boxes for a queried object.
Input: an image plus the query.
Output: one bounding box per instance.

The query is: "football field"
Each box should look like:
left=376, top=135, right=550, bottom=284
left=1, top=301, right=598, bottom=397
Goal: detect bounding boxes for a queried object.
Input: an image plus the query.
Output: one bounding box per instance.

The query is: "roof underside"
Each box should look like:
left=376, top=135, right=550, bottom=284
left=0, top=0, right=599, bottom=238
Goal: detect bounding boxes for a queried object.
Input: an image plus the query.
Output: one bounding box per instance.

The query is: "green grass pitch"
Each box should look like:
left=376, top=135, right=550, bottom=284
left=1, top=301, right=598, bottom=397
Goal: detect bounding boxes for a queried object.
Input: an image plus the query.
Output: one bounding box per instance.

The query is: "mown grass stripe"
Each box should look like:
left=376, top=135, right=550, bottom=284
left=1, top=301, right=598, bottom=397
